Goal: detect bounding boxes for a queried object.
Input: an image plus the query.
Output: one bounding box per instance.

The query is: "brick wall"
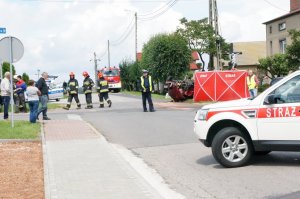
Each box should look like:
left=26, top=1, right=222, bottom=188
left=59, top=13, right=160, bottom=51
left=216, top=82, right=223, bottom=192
left=290, top=0, right=300, bottom=12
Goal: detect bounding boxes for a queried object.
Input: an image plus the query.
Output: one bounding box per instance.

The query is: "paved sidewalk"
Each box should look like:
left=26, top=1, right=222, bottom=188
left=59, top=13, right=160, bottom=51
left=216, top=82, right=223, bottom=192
left=42, top=120, right=164, bottom=199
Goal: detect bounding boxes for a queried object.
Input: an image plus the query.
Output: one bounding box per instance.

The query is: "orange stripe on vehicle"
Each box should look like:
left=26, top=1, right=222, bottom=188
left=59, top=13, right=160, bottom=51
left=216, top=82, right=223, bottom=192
left=206, top=110, right=248, bottom=121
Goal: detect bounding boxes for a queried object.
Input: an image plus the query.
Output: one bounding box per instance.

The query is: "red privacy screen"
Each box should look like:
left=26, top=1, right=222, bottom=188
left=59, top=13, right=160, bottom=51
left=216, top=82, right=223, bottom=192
left=194, top=71, right=250, bottom=102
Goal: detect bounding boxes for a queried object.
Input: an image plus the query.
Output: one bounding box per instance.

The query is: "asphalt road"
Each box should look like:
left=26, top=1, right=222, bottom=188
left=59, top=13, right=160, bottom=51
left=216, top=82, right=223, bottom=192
left=10, top=93, right=300, bottom=198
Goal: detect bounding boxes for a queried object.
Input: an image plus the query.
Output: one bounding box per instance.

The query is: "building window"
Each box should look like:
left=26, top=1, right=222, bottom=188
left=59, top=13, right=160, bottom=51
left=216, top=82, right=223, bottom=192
left=279, top=39, right=287, bottom=54
left=270, top=41, right=273, bottom=55
left=279, top=22, right=286, bottom=31
left=269, top=26, right=272, bottom=34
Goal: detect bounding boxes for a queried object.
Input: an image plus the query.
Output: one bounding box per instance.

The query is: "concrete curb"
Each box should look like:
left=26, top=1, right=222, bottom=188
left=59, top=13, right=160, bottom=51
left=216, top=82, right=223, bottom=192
left=41, top=122, right=51, bottom=199
left=0, top=139, right=40, bottom=143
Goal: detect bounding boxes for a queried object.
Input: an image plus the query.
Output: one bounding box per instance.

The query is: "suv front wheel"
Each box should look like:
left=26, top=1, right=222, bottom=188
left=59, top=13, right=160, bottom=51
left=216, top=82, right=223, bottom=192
left=212, top=127, right=253, bottom=168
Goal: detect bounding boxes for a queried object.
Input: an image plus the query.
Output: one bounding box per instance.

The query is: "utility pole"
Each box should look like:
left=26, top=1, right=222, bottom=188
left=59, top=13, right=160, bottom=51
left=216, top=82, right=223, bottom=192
left=93, top=52, right=99, bottom=84
left=37, top=69, right=40, bottom=79
left=209, top=0, right=222, bottom=70
left=135, top=12, right=138, bottom=62
left=108, top=40, right=111, bottom=67
left=208, top=0, right=213, bottom=71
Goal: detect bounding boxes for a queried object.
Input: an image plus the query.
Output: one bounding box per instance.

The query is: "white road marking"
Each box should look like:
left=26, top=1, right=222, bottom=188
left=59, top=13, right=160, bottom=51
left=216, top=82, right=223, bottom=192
left=67, top=114, right=83, bottom=121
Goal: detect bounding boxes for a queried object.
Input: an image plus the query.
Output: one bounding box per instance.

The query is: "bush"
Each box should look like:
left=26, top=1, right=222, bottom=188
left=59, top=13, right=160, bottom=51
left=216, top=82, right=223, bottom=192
left=258, top=84, right=270, bottom=93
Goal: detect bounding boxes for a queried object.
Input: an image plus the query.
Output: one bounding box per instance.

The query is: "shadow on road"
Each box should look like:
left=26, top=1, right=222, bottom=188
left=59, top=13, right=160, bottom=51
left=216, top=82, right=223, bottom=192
left=196, top=152, right=300, bottom=168
left=251, top=152, right=300, bottom=167
left=196, top=155, right=224, bottom=169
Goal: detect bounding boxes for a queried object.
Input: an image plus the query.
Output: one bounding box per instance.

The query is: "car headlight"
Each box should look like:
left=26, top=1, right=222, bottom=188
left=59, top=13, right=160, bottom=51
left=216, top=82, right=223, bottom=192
left=196, top=109, right=209, bottom=121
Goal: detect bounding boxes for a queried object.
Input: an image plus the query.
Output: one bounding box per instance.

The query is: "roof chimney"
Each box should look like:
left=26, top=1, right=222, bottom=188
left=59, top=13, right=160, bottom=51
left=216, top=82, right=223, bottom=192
left=290, top=0, right=300, bottom=12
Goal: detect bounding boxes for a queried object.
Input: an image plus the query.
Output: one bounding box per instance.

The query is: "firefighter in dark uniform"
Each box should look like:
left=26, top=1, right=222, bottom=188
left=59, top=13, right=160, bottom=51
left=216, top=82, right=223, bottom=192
left=97, top=72, right=112, bottom=108
left=63, top=72, right=81, bottom=110
left=140, top=69, right=155, bottom=112
left=82, top=71, right=94, bottom=109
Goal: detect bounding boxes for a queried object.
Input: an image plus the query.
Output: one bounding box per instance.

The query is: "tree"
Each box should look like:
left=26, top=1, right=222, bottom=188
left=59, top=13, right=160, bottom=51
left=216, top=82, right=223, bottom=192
left=286, top=29, right=300, bottom=69
left=119, top=60, right=141, bottom=91
left=119, top=60, right=131, bottom=90
left=1, top=62, right=16, bottom=77
left=140, top=33, right=191, bottom=83
left=258, top=54, right=290, bottom=79
left=22, top=73, right=30, bottom=84
left=176, top=17, right=230, bottom=70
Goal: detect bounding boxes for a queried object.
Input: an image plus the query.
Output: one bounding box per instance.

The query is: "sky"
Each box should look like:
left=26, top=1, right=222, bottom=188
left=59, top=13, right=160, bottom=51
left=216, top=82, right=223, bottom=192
left=0, top=0, right=290, bottom=83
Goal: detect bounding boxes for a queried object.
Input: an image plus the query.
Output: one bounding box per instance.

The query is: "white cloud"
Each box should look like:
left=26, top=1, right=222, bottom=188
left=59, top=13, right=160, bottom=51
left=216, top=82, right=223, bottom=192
left=0, top=0, right=291, bottom=83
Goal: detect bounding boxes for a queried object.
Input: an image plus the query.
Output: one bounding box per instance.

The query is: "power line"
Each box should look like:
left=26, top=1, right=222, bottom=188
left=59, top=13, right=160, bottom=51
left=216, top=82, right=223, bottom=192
left=110, top=16, right=135, bottom=45
left=138, top=0, right=178, bottom=21
left=111, top=23, right=135, bottom=46
left=138, top=0, right=176, bottom=17
left=98, top=49, right=107, bottom=59
left=21, top=0, right=198, bottom=3
left=263, top=0, right=288, bottom=12
left=21, top=0, right=200, bottom=2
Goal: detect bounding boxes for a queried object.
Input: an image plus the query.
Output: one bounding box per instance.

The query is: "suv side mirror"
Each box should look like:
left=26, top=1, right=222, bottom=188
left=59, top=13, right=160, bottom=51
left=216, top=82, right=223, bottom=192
left=264, top=94, right=276, bottom=105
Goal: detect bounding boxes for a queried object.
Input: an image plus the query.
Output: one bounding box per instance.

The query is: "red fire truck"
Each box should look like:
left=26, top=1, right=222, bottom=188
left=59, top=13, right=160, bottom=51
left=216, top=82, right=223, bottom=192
left=99, top=67, right=122, bottom=92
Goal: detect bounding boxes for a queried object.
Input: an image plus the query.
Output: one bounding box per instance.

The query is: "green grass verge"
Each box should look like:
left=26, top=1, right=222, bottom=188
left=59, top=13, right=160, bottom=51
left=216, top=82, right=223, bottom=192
left=6, top=103, right=64, bottom=112
left=47, top=103, right=64, bottom=109
left=0, top=120, right=41, bottom=139
left=122, top=91, right=167, bottom=100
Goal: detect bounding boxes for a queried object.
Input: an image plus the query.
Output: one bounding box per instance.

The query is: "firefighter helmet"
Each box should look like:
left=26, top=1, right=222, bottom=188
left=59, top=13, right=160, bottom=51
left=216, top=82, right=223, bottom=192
left=82, top=71, right=89, bottom=77
left=69, top=72, right=75, bottom=76
left=98, top=72, right=103, bottom=78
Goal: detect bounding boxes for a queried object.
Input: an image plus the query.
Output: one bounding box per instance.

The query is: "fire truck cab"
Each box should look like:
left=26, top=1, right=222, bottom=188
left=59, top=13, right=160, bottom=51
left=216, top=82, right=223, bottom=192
left=99, top=67, right=122, bottom=92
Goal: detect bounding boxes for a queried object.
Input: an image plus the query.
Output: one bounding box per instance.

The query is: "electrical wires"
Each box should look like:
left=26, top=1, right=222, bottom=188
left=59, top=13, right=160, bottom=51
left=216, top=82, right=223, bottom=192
left=138, top=0, right=179, bottom=21
left=263, top=0, right=288, bottom=12
left=110, top=16, right=135, bottom=46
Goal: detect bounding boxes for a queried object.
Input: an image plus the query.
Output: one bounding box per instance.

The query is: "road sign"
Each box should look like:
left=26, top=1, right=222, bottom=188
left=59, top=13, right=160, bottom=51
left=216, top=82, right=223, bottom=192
left=0, top=36, right=24, bottom=63
left=0, top=28, right=6, bottom=34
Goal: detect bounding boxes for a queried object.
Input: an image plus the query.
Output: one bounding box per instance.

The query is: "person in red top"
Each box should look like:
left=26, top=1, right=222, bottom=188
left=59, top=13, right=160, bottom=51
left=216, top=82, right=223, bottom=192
left=14, top=75, right=27, bottom=113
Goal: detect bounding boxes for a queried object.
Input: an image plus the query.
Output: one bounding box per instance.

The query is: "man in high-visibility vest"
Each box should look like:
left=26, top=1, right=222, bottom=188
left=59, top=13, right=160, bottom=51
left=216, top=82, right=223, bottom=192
left=247, top=70, right=259, bottom=99
left=82, top=71, right=94, bottom=109
left=63, top=72, right=81, bottom=110
left=97, top=72, right=112, bottom=108
left=140, top=69, right=155, bottom=112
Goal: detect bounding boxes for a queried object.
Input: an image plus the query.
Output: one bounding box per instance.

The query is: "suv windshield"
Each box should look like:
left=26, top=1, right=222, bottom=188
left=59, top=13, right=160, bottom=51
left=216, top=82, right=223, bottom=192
left=103, top=70, right=119, bottom=77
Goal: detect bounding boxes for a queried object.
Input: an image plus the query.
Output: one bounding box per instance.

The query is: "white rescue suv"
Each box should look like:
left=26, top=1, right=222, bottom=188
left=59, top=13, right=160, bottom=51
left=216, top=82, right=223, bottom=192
left=194, top=70, right=300, bottom=168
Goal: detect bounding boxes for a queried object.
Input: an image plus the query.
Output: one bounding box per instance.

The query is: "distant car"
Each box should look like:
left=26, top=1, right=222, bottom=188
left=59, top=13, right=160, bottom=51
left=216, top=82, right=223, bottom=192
left=24, top=84, right=63, bottom=102
left=48, top=83, right=64, bottom=101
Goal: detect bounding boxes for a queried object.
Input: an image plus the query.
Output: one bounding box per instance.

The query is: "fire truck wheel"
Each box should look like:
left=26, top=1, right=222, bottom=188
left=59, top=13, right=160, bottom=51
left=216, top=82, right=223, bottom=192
left=212, top=127, right=253, bottom=168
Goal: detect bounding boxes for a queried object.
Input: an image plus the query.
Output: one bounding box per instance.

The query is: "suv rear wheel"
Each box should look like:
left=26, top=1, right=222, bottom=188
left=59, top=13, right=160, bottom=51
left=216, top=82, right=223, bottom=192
left=212, top=127, right=253, bottom=168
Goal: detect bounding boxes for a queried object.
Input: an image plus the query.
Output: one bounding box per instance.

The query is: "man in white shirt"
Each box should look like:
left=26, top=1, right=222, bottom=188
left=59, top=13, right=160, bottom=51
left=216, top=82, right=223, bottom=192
left=0, top=72, right=11, bottom=120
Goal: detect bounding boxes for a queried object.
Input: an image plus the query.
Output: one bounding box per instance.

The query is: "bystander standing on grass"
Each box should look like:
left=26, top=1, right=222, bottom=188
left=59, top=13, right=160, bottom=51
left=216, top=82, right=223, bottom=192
left=0, top=72, right=11, bottom=120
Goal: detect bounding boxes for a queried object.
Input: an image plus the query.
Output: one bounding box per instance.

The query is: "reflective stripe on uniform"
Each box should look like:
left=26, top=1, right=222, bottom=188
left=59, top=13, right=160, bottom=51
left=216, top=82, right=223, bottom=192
left=140, top=75, right=152, bottom=92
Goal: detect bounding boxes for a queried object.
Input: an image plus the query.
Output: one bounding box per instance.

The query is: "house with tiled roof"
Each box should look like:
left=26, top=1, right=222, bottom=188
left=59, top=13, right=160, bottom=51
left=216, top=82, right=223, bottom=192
left=223, top=41, right=266, bottom=72
left=263, top=0, right=300, bottom=56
